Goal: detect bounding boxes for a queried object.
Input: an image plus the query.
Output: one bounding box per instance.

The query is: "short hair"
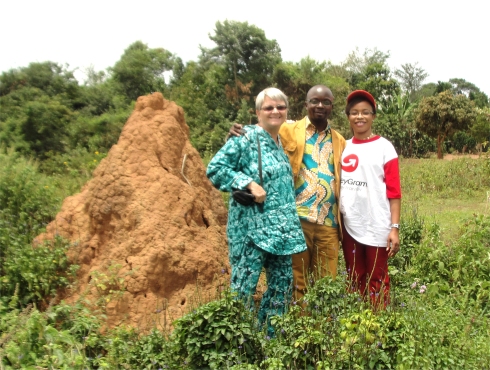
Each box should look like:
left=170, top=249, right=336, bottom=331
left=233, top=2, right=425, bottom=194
left=255, top=87, right=289, bottom=111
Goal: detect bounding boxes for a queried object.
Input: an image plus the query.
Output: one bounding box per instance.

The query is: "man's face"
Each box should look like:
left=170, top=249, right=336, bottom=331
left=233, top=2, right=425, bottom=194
left=305, top=87, right=334, bottom=123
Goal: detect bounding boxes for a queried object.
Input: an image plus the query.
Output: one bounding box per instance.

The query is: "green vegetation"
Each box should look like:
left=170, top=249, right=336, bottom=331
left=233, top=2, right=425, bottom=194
left=1, top=149, right=489, bottom=368
left=1, top=20, right=490, bottom=369
left=2, top=22, right=489, bottom=162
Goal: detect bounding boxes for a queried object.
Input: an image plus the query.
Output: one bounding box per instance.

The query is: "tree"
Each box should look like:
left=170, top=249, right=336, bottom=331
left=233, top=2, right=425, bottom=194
left=169, top=61, right=231, bottom=156
left=448, top=78, right=489, bottom=108
left=0, top=64, right=79, bottom=158
left=342, top=48, right=399, bottom=107
left=433, top=78, right=489, bottom=109
left=0, top=90, right=73, bottom=157
left=272, top=57, right=350, bottom=131
left=415, top=90, right=477, bottom=159
left=343, top=47, right=390, bottom=76
left=352, top=63, right=400, bottom=107
left=0, top=62, right=80, bottom=107
left=376, top=93, right=415, bottom=156
left=110, top=41, right=175, bottom=101
left=471, top=107, right=490, bottom=152
left=202, top=20, right=282, bottom=106
left=394, top=62, right=429, bottom=102
left=418, top=82, right=437, bottom=99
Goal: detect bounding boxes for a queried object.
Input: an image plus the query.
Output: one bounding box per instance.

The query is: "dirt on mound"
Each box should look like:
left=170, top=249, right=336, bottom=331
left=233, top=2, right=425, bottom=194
left=36, top=93, right=229, bottom=328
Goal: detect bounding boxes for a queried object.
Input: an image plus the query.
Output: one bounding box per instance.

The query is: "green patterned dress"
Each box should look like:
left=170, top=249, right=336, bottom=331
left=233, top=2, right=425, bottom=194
left=207, top=125, right=306, bottom=334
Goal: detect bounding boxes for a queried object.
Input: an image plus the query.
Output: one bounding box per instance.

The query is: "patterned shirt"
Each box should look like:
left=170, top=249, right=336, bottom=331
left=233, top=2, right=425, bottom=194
left=206, top=125, right=306, bottom=256
left=295, top=118, right=338, bottom=227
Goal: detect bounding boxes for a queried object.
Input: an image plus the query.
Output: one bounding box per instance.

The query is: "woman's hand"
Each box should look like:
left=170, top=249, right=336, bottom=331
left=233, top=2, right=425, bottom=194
left=247, top=181, right=266, bottom=203
left=386, top=229, right=400, bottom=258
left=387, top=199, right=401, bottom=258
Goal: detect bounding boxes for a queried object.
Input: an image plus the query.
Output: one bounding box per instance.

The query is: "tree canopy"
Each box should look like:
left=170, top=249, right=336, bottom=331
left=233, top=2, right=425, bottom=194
left=201, top=20, right=282, bottom=104
left=415, top=90, right=477, bottom=158
left=394, top=62, right=429, bottom=102
left=1, top=25, right=489, bottom=163
left=111, top=41, right=175, bottom=101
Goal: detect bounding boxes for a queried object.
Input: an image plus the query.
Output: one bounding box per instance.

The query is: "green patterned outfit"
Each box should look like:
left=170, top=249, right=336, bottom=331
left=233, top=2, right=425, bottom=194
left=207, top=126, right=306, bottom=334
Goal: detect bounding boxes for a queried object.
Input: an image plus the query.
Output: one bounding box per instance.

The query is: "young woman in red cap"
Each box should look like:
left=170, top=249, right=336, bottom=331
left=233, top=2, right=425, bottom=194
left=339, top=90, right=401, bottom=308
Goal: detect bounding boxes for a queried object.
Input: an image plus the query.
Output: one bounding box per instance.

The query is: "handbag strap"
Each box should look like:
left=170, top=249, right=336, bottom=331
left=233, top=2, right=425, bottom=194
left=257, top=134, right=263, bottom=187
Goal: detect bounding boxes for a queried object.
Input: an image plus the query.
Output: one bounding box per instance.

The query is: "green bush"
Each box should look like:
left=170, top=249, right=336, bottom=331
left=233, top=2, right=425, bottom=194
left=391, top=206, right=424, bottom=273
left=452, top=130, right=477, bottom=153
left=172, top=290, right=263, bottom=369
left=0, top=150, right=77, bottom=308
left=406, top=214, right=490, bottom=313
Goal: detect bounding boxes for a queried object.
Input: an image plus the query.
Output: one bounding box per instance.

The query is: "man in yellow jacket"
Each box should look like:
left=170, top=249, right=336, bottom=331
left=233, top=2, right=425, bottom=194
left=229, top=85, right=346, bottom=304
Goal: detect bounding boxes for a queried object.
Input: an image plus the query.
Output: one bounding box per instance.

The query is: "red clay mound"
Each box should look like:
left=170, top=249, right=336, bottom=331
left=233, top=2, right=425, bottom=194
left=36, top=93, right=229, bottom=328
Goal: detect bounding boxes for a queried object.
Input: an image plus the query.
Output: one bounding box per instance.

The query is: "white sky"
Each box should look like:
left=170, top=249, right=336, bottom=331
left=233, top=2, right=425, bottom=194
left=1, top=0, right=488, bottom=96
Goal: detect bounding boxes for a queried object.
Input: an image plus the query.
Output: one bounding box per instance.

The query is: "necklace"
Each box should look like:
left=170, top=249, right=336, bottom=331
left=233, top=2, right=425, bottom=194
left=359, top=133, right=374, bottom=140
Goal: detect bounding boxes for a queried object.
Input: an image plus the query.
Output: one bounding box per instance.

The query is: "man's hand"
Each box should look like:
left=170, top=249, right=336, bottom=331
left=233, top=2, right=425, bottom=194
left=229, top=123, right=244, bottom=137
left=247, top=181, right=266, bottom=203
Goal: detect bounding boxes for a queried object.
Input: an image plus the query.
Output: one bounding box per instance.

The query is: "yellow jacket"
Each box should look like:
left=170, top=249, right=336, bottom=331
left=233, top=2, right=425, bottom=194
left=279, top=117, right=347, bottom=238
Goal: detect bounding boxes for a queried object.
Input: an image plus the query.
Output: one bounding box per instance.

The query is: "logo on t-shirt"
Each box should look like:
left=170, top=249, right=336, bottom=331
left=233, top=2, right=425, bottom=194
left=342, top=154, right=359, bottom=172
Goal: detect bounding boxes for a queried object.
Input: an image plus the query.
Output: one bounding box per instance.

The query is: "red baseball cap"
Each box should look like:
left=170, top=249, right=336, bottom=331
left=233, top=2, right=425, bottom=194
left=347, top=90, right=376, bottom=109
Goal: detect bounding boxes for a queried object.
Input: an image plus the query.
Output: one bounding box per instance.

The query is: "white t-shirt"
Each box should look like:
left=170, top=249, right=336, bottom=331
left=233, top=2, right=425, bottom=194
left=340, top=136, right=401, bottom=247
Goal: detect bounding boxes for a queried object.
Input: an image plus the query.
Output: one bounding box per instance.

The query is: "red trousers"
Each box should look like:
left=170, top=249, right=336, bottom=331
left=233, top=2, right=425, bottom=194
left=341, top=225, right=390, bottom=308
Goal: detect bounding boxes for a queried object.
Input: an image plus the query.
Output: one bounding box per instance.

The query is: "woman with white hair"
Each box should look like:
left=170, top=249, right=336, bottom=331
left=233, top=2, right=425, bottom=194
left=207, top=87, right=306, bottom=335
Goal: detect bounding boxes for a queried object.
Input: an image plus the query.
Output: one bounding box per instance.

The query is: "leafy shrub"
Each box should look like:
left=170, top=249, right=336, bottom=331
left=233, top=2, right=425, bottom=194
left=0, top=151, right=77, bottom=308
left=0, top=303, right=89, bottom=369
left=172, top=290, right=262, bottom=369
left=0, top=236, right=76, bottom=307
left=452, top=130, right=477, bottom=153
left=391, top=206, right=424, bottom=273
left=408, top=214, right=490, bottom=312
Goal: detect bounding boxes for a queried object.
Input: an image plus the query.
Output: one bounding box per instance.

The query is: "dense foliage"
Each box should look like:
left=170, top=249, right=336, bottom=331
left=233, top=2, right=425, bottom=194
left=1, top=22, right=489, bottom=162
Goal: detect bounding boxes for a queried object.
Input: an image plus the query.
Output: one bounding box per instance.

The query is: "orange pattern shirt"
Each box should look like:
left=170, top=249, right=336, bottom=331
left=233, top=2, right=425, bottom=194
left=294, top=119, right=338, bottom=226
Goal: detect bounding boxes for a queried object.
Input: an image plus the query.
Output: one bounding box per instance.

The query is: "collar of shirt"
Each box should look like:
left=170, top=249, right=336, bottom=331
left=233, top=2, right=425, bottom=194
left=255, top=125, right=283, bottom=150
left=305, top=116, right=331, bottom=136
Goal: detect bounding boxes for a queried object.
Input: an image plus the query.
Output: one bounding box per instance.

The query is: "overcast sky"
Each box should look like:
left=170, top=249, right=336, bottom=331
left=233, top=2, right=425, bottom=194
left=1, top=0, right=488, bottom=96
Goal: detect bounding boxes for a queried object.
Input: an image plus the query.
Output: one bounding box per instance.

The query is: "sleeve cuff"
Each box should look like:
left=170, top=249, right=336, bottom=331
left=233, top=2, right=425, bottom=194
left=232, top=173, right=254, bottom=190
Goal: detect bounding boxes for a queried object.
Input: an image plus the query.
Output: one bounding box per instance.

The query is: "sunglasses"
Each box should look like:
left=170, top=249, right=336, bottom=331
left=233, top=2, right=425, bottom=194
left=261, top=105, right=287, bottom=112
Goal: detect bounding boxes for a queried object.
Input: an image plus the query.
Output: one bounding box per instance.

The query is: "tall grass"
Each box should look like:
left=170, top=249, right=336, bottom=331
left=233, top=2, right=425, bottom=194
left=400, top=156, right=490, bottom=200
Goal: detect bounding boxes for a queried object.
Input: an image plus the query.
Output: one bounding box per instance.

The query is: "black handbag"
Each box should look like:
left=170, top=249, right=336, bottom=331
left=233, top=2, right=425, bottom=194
left=232, top=188, right=255, bottom=206
left=232, top=134, right=263, bottom=206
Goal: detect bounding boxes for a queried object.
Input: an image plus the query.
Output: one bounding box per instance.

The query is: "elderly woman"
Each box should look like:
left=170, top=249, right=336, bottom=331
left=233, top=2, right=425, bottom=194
left=340, top=90, right=402, bottom=308
left=206, top=87, right=306, bottom=334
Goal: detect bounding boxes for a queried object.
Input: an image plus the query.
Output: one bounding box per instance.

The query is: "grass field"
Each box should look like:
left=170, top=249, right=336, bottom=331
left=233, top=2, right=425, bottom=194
left=400, top=155, right=490, bottom=240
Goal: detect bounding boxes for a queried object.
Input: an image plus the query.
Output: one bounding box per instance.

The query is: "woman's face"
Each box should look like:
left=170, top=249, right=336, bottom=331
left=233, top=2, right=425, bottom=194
left=256, top=95, right=287, bottom=133
left=348, top=101, right=375, bottom=139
